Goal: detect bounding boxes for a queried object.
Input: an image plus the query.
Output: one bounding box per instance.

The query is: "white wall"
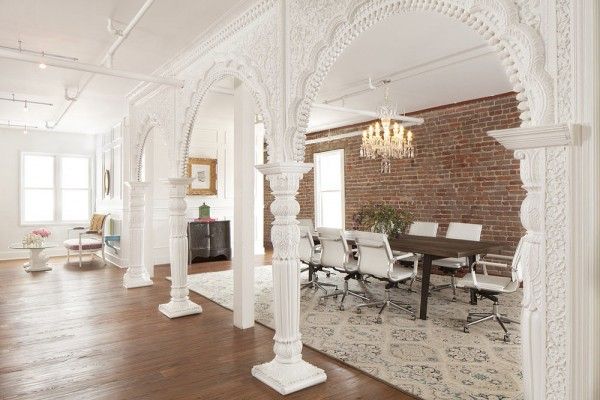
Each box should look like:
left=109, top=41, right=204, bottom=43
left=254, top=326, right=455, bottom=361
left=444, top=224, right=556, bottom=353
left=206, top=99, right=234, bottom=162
left=0, top=127, right=96, bottom=260
left=95, top=121, right=125, bottom=267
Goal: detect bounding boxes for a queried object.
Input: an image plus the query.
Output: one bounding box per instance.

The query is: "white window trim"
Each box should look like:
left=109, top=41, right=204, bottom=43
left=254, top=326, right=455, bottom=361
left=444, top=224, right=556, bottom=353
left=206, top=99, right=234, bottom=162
left=313, top=149, right=345, bottom=230
left=20, top=151, right=94, bottom=226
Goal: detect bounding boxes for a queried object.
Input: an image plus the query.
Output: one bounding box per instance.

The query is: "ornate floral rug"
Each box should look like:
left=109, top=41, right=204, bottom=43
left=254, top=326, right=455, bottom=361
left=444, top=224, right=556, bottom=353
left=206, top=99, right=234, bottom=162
left=185, top=265, right=523, bottom=400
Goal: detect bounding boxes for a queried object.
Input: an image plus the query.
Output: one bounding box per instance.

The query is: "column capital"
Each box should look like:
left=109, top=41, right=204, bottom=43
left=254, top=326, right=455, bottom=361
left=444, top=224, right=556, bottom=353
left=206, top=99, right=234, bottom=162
left=488, top=123, right=579, bottom=150
left=256, top=162, right=312, bottom=176
left=161, top=177, right=194, bottom=186
left=125, top=181, right=151, bottom=190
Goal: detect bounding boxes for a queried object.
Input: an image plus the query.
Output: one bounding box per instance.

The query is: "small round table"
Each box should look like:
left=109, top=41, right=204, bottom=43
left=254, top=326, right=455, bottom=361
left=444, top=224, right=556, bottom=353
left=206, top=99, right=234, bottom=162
left=10, top=242, right=58, bottom=272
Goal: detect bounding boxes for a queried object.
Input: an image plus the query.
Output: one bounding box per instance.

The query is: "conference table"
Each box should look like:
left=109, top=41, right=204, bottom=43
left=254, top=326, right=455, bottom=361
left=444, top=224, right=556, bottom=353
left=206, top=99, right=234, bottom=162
left=388, top=234, right=504, bottom=320
left=315, top=231, right=504, bottom=320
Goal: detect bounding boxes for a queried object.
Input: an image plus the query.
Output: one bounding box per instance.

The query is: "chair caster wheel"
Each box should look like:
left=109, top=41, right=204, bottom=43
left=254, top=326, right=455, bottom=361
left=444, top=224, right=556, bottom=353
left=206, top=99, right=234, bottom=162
left=464, top=326, right=470, bottom=333
left=406, top=305, right=412, bottom=309
left=355, top=308, right=362, bottom=314
left=451, top=297, right=457, bottom=302
left=411, top=314, right=416, bottom=321
left=333, top=295, right=338, bottom=299
left=503, top=334, right=511, bottom=343
left=326, top=272, right=331, bottom=278
left=375, top=317, right=383, bottom=324
left=339, top=304, right=345, bottom=311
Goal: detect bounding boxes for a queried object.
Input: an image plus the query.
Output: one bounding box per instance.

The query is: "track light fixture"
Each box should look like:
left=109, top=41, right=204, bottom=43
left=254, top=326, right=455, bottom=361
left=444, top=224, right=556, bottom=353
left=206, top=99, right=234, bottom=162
left=0, top=94, right=53, bottom=108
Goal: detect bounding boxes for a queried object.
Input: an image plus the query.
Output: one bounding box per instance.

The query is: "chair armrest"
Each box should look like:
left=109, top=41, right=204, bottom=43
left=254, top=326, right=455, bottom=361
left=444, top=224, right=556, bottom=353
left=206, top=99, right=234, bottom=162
left=484, top=253, right=513, bottom=261
left=392, top=252, right=414, bottom=262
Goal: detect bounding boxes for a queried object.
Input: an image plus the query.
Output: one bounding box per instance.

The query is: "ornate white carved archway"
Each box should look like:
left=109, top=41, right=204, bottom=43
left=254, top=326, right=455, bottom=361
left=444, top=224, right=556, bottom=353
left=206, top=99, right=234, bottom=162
left=275, top=1, right=564, bottom=398
left=177, top=57, right=275, bottom=176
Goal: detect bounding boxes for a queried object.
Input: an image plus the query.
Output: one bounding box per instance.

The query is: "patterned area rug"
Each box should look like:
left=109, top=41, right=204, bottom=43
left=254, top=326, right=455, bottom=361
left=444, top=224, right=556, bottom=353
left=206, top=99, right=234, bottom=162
left=185, top=265, right=523, bottom=400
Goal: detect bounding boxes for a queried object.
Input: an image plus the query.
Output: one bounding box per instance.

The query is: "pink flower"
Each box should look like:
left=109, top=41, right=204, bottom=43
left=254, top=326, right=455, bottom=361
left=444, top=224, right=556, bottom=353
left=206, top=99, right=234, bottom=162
left=32, top=228, right=51, bottom=238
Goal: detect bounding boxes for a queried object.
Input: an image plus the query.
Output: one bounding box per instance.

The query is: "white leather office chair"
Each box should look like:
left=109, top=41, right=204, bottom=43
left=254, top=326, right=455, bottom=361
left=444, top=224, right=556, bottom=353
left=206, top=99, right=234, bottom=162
left=393, top=221, right=439, bottom=291
left=318, top=228, right=368, bottom=310
left=298, top=219, right=315, bottom=234
left=298, top=225, right=337, bottom=294
left=430, top=222, right=482, bottom=300
left=456, top=237, right=524, bottom=342
left=353, top=231, right=417, bottom=322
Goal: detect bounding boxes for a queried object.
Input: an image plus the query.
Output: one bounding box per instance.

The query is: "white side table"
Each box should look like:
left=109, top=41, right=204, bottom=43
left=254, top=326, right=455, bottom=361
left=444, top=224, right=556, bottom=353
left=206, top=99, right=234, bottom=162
left=10, top=243, right=58, bottom=272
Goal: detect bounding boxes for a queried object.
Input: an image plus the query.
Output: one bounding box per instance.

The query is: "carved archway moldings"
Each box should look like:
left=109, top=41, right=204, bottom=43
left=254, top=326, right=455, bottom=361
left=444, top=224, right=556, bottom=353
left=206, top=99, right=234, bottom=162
left=288, top=0, right=555, bottom=160
left=178, top=57, right=274, bottom=177
left=132, top=114, right=160, bottom=182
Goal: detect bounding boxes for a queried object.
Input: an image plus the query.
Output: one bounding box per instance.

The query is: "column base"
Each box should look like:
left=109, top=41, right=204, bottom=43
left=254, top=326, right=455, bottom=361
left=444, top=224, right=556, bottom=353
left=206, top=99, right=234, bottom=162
left=251, top=359, right=327, bottom=395
left=123, top=273, right=153, bottom=289
left=158, top=300, right=202, bottom=318
left=24, top=262, right=54, bottom=272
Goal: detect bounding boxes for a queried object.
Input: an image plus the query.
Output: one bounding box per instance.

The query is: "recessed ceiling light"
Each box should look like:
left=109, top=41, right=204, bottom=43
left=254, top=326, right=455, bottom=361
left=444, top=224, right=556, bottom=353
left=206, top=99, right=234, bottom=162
left=39, top=63, right=47, bottom=69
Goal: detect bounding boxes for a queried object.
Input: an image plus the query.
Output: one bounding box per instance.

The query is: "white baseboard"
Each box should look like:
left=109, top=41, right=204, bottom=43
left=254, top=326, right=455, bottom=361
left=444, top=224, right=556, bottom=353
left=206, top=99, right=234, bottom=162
left=0, top=248, right=68, bottom=261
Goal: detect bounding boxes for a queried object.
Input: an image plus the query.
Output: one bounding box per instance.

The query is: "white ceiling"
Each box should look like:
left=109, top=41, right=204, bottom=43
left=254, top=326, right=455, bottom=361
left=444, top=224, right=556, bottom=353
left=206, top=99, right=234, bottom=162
left=308, top=11, right=512, bottom=132
left=0, top=0, right=246, bottom=134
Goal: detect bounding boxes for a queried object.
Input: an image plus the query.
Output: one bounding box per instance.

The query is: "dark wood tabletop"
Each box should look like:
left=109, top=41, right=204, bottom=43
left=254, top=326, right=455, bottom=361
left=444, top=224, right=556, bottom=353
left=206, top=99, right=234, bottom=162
left=388, top=234, right=504, bottom=258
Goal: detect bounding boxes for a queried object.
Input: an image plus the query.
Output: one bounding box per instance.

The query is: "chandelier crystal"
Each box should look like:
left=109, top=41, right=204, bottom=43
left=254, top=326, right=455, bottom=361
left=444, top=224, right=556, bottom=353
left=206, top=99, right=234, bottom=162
left=359, top=84, right=415, bottom=173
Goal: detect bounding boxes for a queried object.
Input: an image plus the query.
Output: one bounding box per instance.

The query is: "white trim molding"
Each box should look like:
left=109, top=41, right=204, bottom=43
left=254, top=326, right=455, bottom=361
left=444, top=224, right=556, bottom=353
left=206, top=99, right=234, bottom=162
left=488, top=124, right=580, bottom=150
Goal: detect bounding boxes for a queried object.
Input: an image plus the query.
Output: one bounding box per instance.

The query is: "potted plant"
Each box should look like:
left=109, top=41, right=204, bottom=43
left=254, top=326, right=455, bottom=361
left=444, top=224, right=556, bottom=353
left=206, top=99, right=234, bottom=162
left=352, top=203, right=413, bottom=239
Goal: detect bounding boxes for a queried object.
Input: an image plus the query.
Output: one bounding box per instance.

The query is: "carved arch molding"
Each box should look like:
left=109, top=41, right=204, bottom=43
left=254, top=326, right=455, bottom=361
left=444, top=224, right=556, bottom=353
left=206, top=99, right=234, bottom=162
left=127, top=0, right=571, bottom=398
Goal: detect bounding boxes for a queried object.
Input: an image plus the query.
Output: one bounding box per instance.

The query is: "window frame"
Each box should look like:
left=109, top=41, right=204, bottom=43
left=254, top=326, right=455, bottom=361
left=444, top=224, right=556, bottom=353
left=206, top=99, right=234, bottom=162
left=20, top=152, right=94, bottom=226
left=313, top=148, right=345, bottom=230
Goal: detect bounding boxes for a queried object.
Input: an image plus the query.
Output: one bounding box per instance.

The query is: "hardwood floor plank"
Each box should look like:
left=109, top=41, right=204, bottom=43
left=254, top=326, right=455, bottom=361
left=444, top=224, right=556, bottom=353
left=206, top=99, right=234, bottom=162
left=0, top=255, right=417, bottom=400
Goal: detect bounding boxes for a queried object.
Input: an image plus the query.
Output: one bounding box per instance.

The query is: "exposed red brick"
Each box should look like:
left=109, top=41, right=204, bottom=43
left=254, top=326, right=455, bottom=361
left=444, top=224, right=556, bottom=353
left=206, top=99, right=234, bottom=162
left=264, top=92, right=525, bottom=276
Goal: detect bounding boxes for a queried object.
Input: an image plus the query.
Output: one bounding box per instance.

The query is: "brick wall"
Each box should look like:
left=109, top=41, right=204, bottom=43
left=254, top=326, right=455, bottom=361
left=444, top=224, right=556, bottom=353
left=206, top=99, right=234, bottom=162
left=264, top=92, right=525, bottom=276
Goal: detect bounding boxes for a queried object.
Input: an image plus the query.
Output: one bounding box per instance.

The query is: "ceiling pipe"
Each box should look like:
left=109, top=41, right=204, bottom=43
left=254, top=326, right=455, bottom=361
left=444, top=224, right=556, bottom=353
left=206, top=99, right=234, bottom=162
left=312, top=103, right=424, bottom=125
left=43, top=0, right=164, bottom=129
left=0, top=49, right=183, bottom=87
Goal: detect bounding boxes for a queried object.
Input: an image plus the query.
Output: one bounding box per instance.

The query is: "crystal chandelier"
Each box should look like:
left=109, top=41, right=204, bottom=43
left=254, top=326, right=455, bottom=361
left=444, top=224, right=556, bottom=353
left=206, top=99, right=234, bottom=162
left=359, top=83, right=414, bottom=173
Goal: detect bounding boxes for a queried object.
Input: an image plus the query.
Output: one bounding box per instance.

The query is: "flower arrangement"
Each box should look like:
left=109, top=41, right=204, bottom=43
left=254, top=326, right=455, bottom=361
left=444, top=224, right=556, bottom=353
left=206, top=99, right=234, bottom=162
left=32, top=228, right=51, bottom=238
left=22, top=228, right=51, bottom=248
left=22, top=233, right=44, bottom=248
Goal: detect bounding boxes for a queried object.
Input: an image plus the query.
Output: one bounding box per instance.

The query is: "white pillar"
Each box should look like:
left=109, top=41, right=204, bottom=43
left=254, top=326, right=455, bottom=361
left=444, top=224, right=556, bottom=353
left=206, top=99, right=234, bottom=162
left=233, top=81, right=256, bottom=329
left=254, top=122, right=265, bottom=255
left=252, top=162, right=327, bottom=395
left=158, top=177, right=202, bottom=318
left=123, top=181, right=153, bottom=288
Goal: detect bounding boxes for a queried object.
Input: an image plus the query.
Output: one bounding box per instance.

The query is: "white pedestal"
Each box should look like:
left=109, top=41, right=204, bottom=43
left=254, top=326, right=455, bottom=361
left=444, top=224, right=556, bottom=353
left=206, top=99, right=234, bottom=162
left=123, top=273, right=153, bottom=288
left=252, top=359, right=327, bottom=395
left=158, top=299, right=202, bottom=318
left=24, top=248, right=54, bottom=272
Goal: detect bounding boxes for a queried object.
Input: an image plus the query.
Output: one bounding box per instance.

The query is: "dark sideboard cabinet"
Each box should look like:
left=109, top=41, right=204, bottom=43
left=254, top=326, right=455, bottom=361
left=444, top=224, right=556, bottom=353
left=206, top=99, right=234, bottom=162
left=188, top=220, right=231, bottom=264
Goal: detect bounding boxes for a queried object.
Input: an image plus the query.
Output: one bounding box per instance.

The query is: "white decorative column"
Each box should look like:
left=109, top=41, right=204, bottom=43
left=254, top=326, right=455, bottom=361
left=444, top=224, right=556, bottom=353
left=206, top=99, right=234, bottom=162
left=123, top=181, right=153, bottom=288
left=489, top=124, right=578, bottom=400
left=158, top=177, right=202, bottom=318
left=233, top=80, right=256, bottom=329
left=252, top=162, right=327, bottom=395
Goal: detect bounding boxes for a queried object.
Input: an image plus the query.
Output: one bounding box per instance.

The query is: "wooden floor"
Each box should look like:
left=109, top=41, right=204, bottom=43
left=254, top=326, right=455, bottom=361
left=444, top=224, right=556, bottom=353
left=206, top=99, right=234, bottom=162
left=0, top=254, right=417, bottom=400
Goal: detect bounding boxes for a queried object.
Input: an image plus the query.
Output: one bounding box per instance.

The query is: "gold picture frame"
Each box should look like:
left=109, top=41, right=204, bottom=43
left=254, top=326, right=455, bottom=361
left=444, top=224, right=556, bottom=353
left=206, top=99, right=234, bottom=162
left=186, top=157, right=217, bottom=195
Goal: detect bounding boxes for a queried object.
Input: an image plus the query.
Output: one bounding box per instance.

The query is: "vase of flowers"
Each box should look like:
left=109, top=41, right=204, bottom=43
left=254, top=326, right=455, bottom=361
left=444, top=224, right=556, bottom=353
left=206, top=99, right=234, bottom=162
left=22, top=228, right=51, bottom=247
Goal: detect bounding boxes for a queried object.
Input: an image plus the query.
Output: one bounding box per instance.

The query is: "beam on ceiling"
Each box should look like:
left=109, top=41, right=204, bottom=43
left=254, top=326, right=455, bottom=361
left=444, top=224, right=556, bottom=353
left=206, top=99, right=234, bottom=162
left=312, top=103, right=424, bottom=124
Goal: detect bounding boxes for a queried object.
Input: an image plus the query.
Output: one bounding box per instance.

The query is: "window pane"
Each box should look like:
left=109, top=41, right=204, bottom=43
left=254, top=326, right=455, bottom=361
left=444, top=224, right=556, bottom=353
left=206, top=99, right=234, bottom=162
left=317, top=152, right=342, bottom=191
left=62, top=189, right=89, bottom=221
left=23, top=189, right=54, bottom=222
left=61, top=157, right=89, bottom=189
left=320, top=191, right=343, bottom=229
left=23, top=155, right=54, bottom=188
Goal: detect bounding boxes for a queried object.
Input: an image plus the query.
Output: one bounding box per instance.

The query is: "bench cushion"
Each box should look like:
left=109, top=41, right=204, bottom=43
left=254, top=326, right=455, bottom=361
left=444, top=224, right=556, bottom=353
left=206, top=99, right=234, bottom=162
left=63, top=238, right=102, bottom=251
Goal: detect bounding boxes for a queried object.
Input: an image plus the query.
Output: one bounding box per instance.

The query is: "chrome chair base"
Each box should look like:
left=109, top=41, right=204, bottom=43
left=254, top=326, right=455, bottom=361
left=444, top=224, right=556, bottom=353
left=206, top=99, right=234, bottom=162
left=463, top=302, right=519, bottom=342
left=300, top=263, right=337, bottom=294
left=320, top=279, right=368, bottom=310
left=429, top=275, right=458, bottom=301
left=355, top=289, right=416, bottom=322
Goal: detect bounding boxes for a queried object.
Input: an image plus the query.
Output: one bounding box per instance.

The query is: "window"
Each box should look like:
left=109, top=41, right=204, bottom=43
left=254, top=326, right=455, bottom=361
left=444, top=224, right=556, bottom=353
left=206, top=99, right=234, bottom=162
left=314, top=149, right=345, bottom=229
left=21, top=153, right=92, bottom=224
